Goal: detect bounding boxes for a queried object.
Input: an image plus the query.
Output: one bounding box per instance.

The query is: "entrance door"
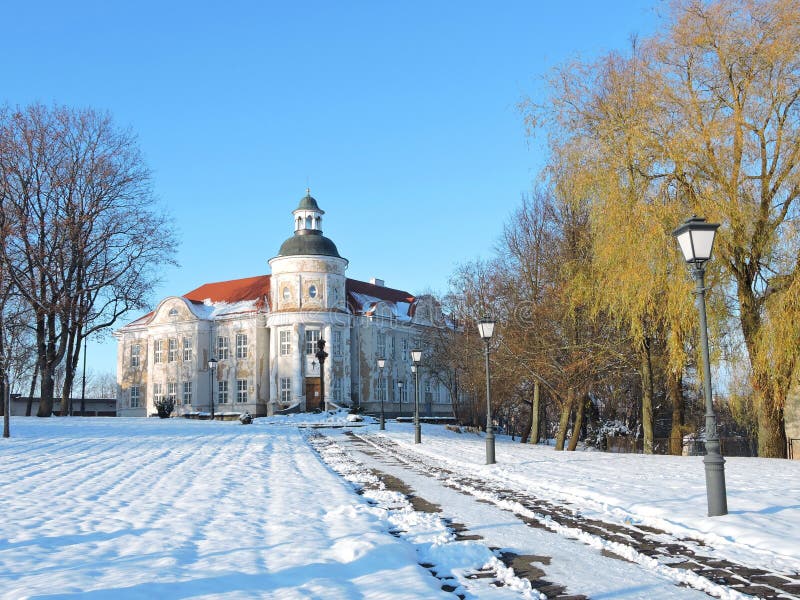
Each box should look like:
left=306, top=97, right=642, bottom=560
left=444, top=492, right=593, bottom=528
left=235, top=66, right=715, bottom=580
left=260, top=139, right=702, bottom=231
left=305, top=377, right=322, bottom=411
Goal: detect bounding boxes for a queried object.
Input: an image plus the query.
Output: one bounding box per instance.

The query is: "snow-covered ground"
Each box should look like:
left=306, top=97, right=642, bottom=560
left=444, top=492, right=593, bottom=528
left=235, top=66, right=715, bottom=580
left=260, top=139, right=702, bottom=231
left=1, top=415, right=798, bottom=599
left=371, top=422, right=800, bottom=576
left=0, top=417, right=450, bottom=599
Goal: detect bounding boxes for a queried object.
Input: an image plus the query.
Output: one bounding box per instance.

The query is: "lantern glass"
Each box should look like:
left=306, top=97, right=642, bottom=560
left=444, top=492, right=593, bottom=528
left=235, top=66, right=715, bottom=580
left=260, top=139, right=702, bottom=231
left=208, top=357, right=218, bottom=370
left=477, top=318, right=495, bottom=340
left=673, top=217, right=719, bottom=263
left=377, top=358, right=385, bottom=369
left=410, top=349, right=422, bottom=363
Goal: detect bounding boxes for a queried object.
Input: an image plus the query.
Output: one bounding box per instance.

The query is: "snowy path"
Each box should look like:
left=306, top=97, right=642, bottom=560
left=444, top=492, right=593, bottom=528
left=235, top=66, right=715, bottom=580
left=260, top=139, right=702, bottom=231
left=326, top=427, right=800, bottom=600
left=319, top=430, right=714, bottom=599
left=0, top=418, right=450, bottom=599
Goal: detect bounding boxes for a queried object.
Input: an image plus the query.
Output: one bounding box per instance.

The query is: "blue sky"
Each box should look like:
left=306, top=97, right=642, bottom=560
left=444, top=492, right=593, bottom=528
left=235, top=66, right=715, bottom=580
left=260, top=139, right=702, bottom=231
left=1, top=1, right=661, bottom=377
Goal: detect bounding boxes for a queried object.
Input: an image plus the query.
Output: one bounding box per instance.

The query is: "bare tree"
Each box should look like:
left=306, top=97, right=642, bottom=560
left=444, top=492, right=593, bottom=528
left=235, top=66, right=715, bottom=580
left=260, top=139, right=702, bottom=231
left=0, top=103, right=177, bottom=416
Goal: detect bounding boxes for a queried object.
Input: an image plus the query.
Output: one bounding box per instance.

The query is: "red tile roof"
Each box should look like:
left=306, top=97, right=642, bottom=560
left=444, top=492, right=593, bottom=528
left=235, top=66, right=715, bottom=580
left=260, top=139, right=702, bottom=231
left=122, top=274, right=415, bottom=329
left=184, top=275, right=271, bottom=305
left=345, top=279, right=415, bottom=304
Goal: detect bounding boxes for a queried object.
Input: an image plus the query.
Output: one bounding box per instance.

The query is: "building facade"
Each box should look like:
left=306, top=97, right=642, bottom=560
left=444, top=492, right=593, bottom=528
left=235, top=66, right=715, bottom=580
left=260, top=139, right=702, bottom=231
left=115, top=193, right=453, bottom=418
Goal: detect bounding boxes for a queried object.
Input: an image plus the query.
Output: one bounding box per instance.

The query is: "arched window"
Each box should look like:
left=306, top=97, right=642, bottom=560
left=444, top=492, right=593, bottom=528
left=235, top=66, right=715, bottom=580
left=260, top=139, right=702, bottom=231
left=296, top=216, right=302, bottom=230
left=305, top=216, right=312, bottom=229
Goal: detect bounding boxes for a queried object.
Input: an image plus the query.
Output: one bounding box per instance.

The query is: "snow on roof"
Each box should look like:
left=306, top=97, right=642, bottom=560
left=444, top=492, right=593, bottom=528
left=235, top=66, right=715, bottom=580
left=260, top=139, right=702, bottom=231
left=120, top=274, right=418, bottom=330
left=346, top=279, right=416, bottom=319
left=187, top=298, right=261, bottom=320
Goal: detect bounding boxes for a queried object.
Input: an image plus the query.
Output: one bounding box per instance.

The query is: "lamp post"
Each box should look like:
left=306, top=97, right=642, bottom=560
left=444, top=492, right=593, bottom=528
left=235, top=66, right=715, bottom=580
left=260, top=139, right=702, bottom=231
left=478, top=317, right=496, bottom=465
left=673, top=216, right=728, bottom=517
left=208, top=357, right=218, bottom=421
left=315, top=339, right=328, bottom=411
left=397, top=381, right=404, bottom=419
left=411, top=349, right=422, bottom=444
left=377, top=357, right=386, bottom=430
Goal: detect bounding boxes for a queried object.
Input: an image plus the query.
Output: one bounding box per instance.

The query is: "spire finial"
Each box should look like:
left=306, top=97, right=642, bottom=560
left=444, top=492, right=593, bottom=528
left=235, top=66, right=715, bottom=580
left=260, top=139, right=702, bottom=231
left=306, top=187, right=311, bottom=196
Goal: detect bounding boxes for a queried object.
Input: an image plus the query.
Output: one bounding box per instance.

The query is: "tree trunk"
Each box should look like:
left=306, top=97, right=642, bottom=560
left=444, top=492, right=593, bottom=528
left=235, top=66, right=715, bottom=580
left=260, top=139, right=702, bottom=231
left=737, top=276, right=787, bottom=458
left=25, top=362, right=38, bottom=416
left=529, top=380, right=541, bottom=445
left=37, top=363, right=55, bottom=417
left=567, top=394, right=586, bottom=451
left=3, top=381, right=9, bottom=438
left=641, top=338, right=654, bottom=454
left=555, top=388, right=573, bottom=451
left=668, top=372, right=685, bottom=455
left=757, top=392, right=787, bottom=459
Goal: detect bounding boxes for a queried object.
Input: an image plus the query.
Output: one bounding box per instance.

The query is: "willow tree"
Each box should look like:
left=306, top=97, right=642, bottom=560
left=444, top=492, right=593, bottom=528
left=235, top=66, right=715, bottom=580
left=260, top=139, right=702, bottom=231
left=653, top=0, right=800, bottom=457
left=529, top=44, right=700, bottom=454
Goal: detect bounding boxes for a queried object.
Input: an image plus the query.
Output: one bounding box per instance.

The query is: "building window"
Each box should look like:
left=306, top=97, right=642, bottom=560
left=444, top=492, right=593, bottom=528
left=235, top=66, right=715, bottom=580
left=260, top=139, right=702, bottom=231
left=236, top=379, right=248, bottom=403
left=282, top=286, right=291, bottom=301
left=236, top=333, right=248, bottom=359
left=130, top=385, right=141, bottom=408
left=130, top=344, right=141, bottom=368
left=183, top=338, right=193, bottom=362
left=425, top=380, right=433, bottom=405
left=332, top=379, right=342, bottom=403
left=279, top=330, right=291, bottom=356
left=183, top=382, right=192, bottom=405
left=167, top=382, right=178, bottom=404
left=332, top=330, right=342, bottom=357
left=377, top=332, right=386, bottom=357
left=217, top=336, right=229, bottom=360
left=280, top=377, right=292, bottom=403
left=309, top=284, right=317, bottom=298
left=376, top=377, right=387, bottom=402
left=402, top=338, right=409, bottom=360
left=168, top=338, right=178, bottom=362
left=305, top=329, right=320, bottom=355
left=153, top=383, right=164, bottom=403
left=398, top=382, right=408, bottom=404
left=169, top=307, right=179, bottom=317
left=218, top=380, right=229, bottom=404
left=154, top=340, right=163, bottom=364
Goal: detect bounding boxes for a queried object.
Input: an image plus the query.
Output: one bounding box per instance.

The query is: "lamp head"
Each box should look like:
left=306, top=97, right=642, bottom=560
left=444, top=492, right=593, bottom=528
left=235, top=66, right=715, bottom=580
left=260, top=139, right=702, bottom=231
left=377, top=357, right=385, bottom=369
left=410, top=349, right=422, bottom=364
left=477, top=317, right=496, bottom=340
left=672, top=216, right=720, bottom=264
left=208, top=357, right=218, bottom=370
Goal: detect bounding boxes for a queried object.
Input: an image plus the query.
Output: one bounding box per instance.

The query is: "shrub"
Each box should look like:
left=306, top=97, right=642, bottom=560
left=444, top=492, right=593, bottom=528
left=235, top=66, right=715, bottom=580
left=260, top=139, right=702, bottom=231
left=154, top=398, right=175, bottom=419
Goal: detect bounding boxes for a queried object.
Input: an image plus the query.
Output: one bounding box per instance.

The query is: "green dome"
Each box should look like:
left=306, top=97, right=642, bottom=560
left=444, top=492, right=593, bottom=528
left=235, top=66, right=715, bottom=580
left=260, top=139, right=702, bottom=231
left=297, top=194, right=321, bottom=212
left=277, top=230, right=342, bottom=258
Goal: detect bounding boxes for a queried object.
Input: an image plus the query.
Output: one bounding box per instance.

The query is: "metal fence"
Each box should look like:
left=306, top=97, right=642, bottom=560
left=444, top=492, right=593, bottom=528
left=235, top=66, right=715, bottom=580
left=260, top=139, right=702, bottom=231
left=605, top=436, right=757, bottom=457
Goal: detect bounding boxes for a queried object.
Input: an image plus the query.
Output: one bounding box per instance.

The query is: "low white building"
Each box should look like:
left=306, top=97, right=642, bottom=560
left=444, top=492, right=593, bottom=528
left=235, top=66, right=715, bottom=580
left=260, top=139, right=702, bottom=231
left=115, top=192, right=453, bottom=418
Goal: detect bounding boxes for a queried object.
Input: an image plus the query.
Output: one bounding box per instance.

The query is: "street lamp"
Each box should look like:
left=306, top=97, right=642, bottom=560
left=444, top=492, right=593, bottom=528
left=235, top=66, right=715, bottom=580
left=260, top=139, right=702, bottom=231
left=397, top=381, right=404, bottom=419
left=673, top=215, right=728, bottom=517
left=315, top=339, right=328, bottom=411
left=208, top=357, right=218, bottom=421
left=477, top=317, right=496, bottom=465
left=377, top=357, right=386, bottom=430
left=411, top=349, right=422, bottom=444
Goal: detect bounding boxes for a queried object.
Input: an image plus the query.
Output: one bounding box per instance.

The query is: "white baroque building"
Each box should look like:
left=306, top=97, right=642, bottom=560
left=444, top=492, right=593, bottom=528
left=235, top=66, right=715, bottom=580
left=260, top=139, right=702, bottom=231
left=115, top=192, right=453, bottom=418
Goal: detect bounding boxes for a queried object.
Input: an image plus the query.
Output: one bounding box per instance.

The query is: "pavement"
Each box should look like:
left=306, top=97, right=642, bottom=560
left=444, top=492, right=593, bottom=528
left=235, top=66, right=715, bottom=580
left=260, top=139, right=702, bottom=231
left=311, top=429, right=800, bottom=600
